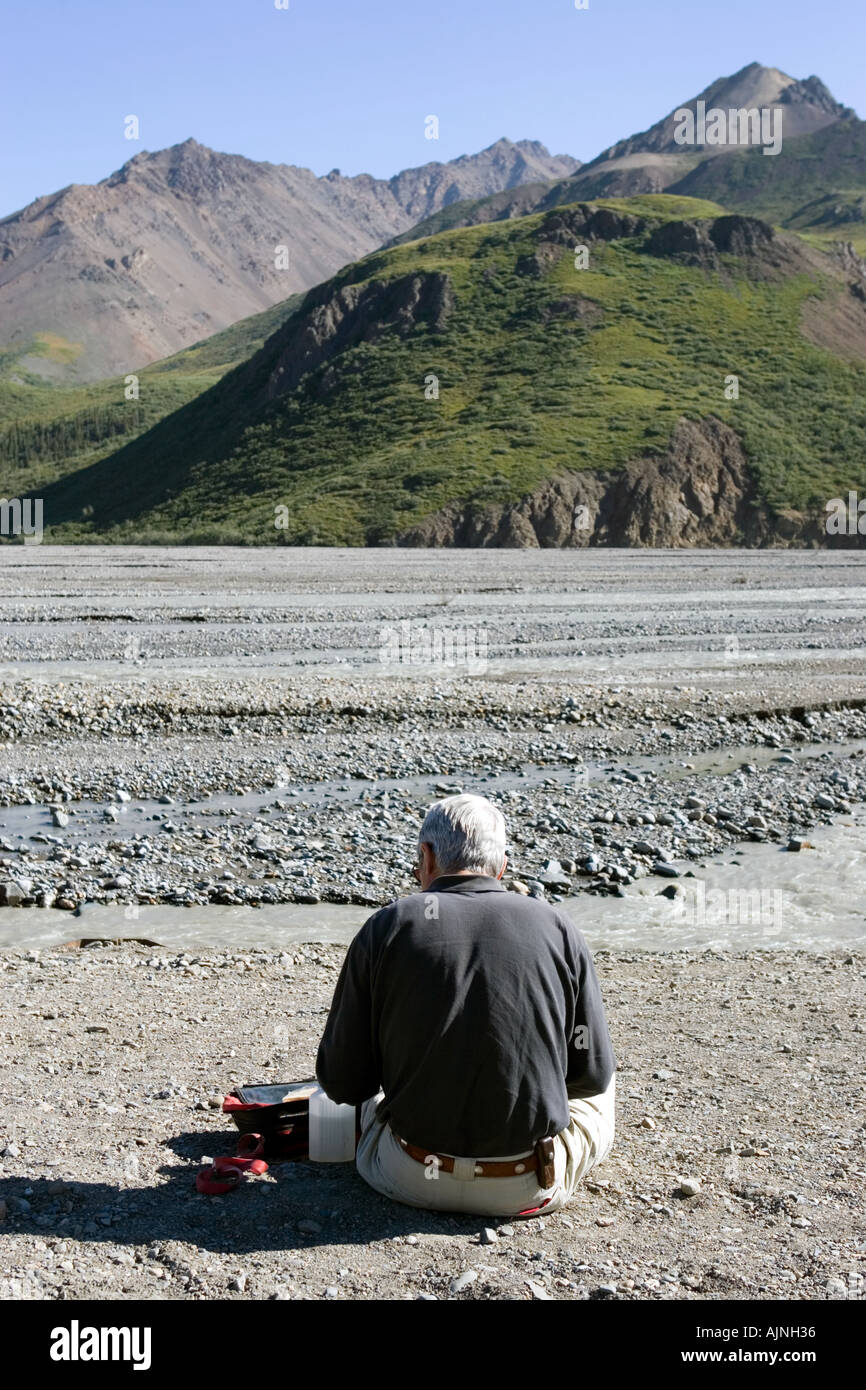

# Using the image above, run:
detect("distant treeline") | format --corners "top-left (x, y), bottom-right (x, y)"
top-left (0, 402), bottom-right (145, 468)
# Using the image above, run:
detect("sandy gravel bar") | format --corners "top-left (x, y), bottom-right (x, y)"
top-left (1, 942), bottom-right (863, 1302)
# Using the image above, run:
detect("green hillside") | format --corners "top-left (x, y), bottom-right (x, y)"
top-left (389, 120), bottom-right (866, 258)
top-left (0, 295), bottom-right (303, 495)
top-left (10, 194), bottom-right (866, 545)
top-left (670, 118), bottom-right (866, 252)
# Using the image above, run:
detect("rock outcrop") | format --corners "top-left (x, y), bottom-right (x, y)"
top-left (266, 271), bottom-right (454, 401)
top-left (397, 417), bottom-right (825, 548)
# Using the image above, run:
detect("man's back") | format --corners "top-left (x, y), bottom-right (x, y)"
top-left (316, 873), bottom-right (616, 1157)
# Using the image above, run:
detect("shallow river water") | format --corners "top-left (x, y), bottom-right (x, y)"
top-left (1, 804), bottom-right (863, 954)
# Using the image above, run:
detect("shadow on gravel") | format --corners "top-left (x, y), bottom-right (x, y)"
top-left (0, 1129), bottom-right (503, 1256)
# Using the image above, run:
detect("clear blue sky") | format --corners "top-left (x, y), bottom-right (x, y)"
top-left (1, 0), bottom-right (863, 217)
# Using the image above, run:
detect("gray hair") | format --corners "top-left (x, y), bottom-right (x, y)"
top-left (419, 794), bottom-right (506, 877)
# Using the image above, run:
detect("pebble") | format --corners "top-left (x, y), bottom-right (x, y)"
top-left (677, 1178), bottom-right (701, 1198)
top-left (480, 1227), bottom-right (498, 1245)
top-left (450, 1270), bottom-right (478, 1294)
top-left (525, 1279), bottom-right (552, 1300)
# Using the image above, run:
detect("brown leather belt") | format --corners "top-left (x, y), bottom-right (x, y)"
top-left (394, 1132), bottom-right (556, 1184)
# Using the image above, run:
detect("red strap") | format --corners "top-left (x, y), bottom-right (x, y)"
top-left (236, 1133), bottom-right (265, 1160)
top-left (195, 1165), bottom-right (242, 1195)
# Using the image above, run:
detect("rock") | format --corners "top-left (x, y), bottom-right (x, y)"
top-left (499, 1225), bottom-right (514, 1237)
top-left (115, 789), bottom-right (131, 803)
top-left (509, 880), bottom-right (530, 895)
top-left (678, 1177), bottom-right (701, 1197)
top-left (450, 1270), bottom-right (478, 1294)
top-left (654, 1069), bottom-right (675, 1080)
top-left (52, 810), bottom-right (69, 828)
top-left (640, 1117), bottom-right (656, 1130)
top-left (298, 1219), bottom-right (321, 1235)
top-left (787, 838), bottom-right (812, 852)
top-left (480, 1227), bottom-right (498, 1245)
top-left (813, 794), bottom-right (835, 810)
top-left (657, 884), bottom-right (683, 899)
top-left (0, 882), bottom-right (26, 906)
top-left (654, 862), bottom-right (681, 878)
top-left (538, 859), bottom-right (571, 889)
top-left (324, 1286), bottom-right (339, 1298)
top-left (230, 1274), bottom-right (247, 1292)
top-left (525, 1279), bottom-right (552, 1300)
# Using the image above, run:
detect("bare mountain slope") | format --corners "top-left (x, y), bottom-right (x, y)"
top-left (391, 64), bottom-right (857, 244)
top-left (0, 138), bottom-right (578, 382)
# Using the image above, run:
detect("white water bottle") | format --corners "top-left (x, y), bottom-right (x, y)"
top-left (308, 1084), bottom-right (356, 1162)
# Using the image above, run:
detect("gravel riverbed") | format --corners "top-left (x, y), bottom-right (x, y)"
top-left (1, 942), bottom-right (863, 1301)
top-left (1, 548), bottom-right (864, 1300)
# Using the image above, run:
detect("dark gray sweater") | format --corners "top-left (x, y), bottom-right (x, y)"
top-left (315, 873), bottom-right (617, 1157)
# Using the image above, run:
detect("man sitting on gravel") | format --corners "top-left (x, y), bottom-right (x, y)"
top-left (316, 793), bottom-right (616, 1218)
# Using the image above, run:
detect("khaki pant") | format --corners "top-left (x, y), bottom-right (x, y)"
top-left (355, 1074), bottom-right (615, 1219)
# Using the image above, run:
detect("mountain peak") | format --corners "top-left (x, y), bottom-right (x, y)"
top-left (584, 62), bottom-right (852, 168)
